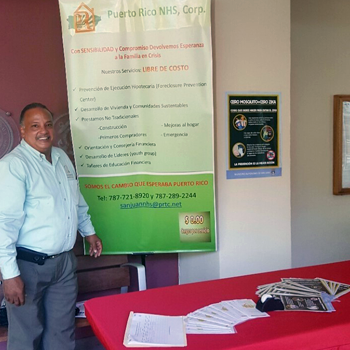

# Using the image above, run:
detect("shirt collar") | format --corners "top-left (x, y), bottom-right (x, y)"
top-left (20, 139), bottom-right (60, 164)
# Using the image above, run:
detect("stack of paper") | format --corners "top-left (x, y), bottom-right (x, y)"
top-left (123, 312), bottom-right (187, 347)
top-left (185, 299), bottom-right (269, 334)
top-left (256, 277), bottom-right (350, 312)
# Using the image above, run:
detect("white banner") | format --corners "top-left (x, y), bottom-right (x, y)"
top-left (58, 0), bottom-right (216, 254)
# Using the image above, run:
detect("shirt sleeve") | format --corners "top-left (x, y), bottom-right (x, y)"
top-left (0, 159), bottom-right (25, 279)
top-left (56, 148), bottom-right (96, 238)
top-left (77, 190), bottom-right (96, 237)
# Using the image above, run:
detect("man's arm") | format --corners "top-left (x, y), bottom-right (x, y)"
top-left (0, 159), bottom-right (26, 305)
top-left (76, 189), bottom-right (103, 258)
top-left (62, 149), bottom-right (103, 258)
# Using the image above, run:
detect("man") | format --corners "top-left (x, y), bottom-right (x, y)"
top-left (0, 103), bottom-right (102, 350)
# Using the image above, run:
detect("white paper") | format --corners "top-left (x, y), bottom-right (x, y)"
top-left (123, 312), bottom-right (187, 347)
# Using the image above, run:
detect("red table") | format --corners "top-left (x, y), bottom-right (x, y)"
top-left (85, 260), bottom-right (350, 350)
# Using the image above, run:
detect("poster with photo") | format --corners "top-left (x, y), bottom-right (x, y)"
top-left (58, 0), bottom-right (216, 254)
top-left (226, 93), bottom-right (281, 179)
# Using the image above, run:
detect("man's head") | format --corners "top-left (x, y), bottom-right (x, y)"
top-left (20, 103), bottom-right (54, 158)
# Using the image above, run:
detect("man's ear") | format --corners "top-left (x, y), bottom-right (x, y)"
top-left (20, 125), bottom-right (25, 139)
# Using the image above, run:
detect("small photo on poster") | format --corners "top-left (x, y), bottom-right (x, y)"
top-left (232, 143), bottom-right (246, 158)
top-left (233, 114), bottom-right (247, 131)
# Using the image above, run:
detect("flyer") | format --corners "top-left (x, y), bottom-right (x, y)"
top-left (226, 93), bottom-right (281, 179)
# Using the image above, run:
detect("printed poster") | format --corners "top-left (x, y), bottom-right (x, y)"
top-left (226, 93), bottom-right (282, 179)
top-left (58, 0), bottom-right (216, 253)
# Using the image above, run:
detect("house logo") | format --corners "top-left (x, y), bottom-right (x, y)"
top-left (67, 2), bottom-right (101, 33)
top-left (74, 3), bottom-right (95, 33)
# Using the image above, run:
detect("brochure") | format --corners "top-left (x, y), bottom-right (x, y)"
top-left (256, 277), bottom-right (350, 312)
top-left (185, 299), bottom-right (268, 334)
top-left (123, 312), bottom-right (187, 347)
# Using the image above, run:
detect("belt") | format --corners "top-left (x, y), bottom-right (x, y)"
top-left (47, 253), bottom-right (62, 259)
top-left (16, 247), bottom-right (63, 265)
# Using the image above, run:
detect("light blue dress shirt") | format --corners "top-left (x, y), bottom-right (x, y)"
top-left (0, 140), bottom-right (95, 279)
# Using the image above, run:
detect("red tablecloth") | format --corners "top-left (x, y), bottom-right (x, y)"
top-left (85, 260), bottom-right (350, 350)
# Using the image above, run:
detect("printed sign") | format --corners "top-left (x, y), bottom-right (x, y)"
top-left (58, 0), bottom-right (216, 254)
top-left (226, 93), bottom-right (281, 179)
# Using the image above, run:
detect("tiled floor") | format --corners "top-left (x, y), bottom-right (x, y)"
top-left (76, 336), bottom-right (106, 350)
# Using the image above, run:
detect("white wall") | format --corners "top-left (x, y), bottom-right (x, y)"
top-left (179, 0), bottom-right (291, 283)
top-left (291, 0), bottom-right (350, 267)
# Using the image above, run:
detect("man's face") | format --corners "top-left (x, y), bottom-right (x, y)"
top-left (20, 107), bottom-right (54, 156)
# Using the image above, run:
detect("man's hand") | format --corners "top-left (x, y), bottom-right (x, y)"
top-left (3, 276), bottom-right (25, 306)
top-left (85, 234), bottom-right (103, 258)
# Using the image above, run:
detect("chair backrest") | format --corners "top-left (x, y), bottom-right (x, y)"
top-left (74, 234), bottom-right (130, 294)
top-left (76, 255), bottom-right (130, 293)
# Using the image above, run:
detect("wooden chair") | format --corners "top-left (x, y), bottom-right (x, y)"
top-left (74, 234), bottom-right (147, 330)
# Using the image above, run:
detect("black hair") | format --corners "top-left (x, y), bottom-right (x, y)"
top-left (20, 103), bottom-right (53, 126)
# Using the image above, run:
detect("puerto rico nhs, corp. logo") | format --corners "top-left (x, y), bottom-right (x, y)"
top-left (68, 3), bottom-right (101, 33)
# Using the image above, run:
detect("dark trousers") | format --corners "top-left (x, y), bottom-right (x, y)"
top-left (6, 250), bottom-right (78, 350)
